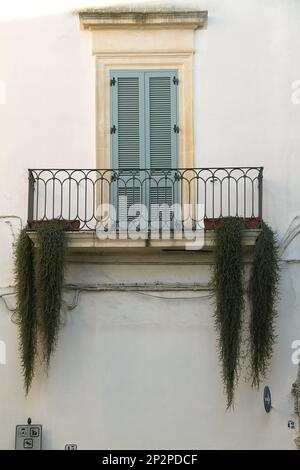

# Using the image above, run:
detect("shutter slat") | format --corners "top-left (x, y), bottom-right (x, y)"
top-left (150, 187), bottom-right (173, 206)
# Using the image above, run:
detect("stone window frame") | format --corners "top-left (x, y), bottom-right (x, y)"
top-left (79, 9), bottom-right (208, 169)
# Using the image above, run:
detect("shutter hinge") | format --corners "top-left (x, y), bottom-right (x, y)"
top-left (110, 77), bottom-right (116, 86)
top-left (110, 125), bottom-right (117, 134)
top-left (173, 124), bottom-right (180, 134)
top-left (173, 76), bottom-right (179, 85)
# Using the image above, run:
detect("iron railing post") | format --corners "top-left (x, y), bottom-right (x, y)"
top-left (27, 170), bottom-right (35, 224)
top-left (258, 167), bottom-right (263, 221)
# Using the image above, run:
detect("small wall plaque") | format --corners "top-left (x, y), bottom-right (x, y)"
top-left (65, 444), bottom-right (77, 450)
top-left (15, 419), bottom-right (42, 450)
top-left (263, 386), bottom-right (272, 413)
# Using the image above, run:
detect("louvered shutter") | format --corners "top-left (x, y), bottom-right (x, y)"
top-left (145, 71), bottom-right (179, 225)
top-left (110, 71), bottom-right (145, 225)
top-left (110, 70), bottom-right (178, 230)
top-left (145, 71), bottom-right (178, 170)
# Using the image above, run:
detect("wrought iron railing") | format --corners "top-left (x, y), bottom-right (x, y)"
top-left (27, 167), bottom-right (263, 232)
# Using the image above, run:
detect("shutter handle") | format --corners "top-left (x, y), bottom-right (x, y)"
top-left (110, 125), bottom-right (117, 134)
top-left (173, 124), bottom-right (179, 134)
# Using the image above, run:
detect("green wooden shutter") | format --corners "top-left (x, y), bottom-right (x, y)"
top-left (145, 71), bottom-right (178, 170)
top-left (110, 71), bottom-right (145, 224)
top-left (111, 71), bottom-right (145, 170)
top-left (145, 71), bottom-right (179, 218)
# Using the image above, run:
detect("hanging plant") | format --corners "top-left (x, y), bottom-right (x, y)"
top-left (15, 228), bottom-right (37, 394)
top-left (35, 221), bottom-right (66, 366)
top-left (15, 221), bottom-right (66, 393)
top-left (249, 221), bottom-right (279, 388)
top-left (212, 217), bottom-right (244, 408)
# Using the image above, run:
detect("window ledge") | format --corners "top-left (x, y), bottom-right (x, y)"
top-left (78, 9), bottom-right (208, 30)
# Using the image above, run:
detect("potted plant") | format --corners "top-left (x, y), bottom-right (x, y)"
top-left (204, 217), bottom-right (260, 230)
top-left (28, 219), bottom-right (80, 231)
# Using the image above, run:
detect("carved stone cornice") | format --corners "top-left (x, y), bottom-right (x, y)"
top-left (78, 9), bottom-right (208, 30)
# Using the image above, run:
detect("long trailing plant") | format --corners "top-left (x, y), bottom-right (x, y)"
top-left (15, 227), bottom-right (37, 394)
top-left (35, 221), bottom-right (66, 366)
top-left (15, 221), bottom-right (66, 392)
top-left (212, 217), bottom-right (244, 409)
top-left (249, 221), bottom-right (279, 388)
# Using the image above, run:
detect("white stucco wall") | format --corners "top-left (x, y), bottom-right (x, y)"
top-left (0, 0), bottom-right (300, 449)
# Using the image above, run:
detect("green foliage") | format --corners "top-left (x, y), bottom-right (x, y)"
top-left (35, 222), bottom-right (66, 366)
top-left (15, 228), bottom-right (37, 394)
top-left (212, 218), bottom-right (244, 408)
top-left (249, 221), bottom-right (279, 388)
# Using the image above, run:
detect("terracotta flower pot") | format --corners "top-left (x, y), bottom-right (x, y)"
top-left (28, 219), bottom-right (80, 231)
top-left (204, 217), bottom-right (260, 230)
top-left (244, 217), bottom-right (261, 229)
top-left (203, 218), bottom-right (223, 230)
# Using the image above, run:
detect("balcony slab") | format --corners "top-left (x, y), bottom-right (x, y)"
top-left (27, 229), bottom-right (261, 264)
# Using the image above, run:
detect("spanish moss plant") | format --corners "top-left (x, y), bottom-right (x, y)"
top-left (35, 222), bottom-right (66, 367)
top-left (249, 221), bottom-right (279, 388)
top-left (15, 228), bottom-right (37, 394)
top-left (212, 218), bottom-right (244, 409)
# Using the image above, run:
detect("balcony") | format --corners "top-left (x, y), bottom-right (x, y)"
top-left (27, 167), bottom-right (263, 253)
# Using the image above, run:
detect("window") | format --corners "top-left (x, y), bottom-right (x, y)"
top-left (110, 70), bottom-right (179, 221)
top-left (110, 70), bottom-right (178, 170)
